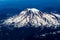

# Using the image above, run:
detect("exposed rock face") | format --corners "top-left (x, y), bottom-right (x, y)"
top-left (3, 8), bottom-right (60, 28)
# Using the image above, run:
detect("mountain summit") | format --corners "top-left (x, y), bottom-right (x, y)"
top-left (3, 8), bottom-right (60, 28)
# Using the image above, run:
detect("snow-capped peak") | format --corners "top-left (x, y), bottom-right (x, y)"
top-left (3, 8), bottom-right (60, 28)
top-left (27, 8), bottom-right (39, 13)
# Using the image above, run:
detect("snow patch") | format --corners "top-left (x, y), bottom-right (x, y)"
top-left (3, 8), bottom-right (60, 28)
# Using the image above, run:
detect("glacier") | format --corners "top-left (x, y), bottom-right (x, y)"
top-left (2, 8), bottom-right (60, 28)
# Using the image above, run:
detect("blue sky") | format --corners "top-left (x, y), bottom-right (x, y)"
top-left (0, 0), bottom-right (60, 9)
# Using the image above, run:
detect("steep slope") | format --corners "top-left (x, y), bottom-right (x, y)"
top-left (3, 8), bottom-right (60, 28)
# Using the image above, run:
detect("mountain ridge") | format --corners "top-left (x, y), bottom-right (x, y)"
top-left (3, 8), bottom-right (60, 28)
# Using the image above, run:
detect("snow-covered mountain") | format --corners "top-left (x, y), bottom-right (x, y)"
top-left (3, 8), bottom-right (60, 28)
